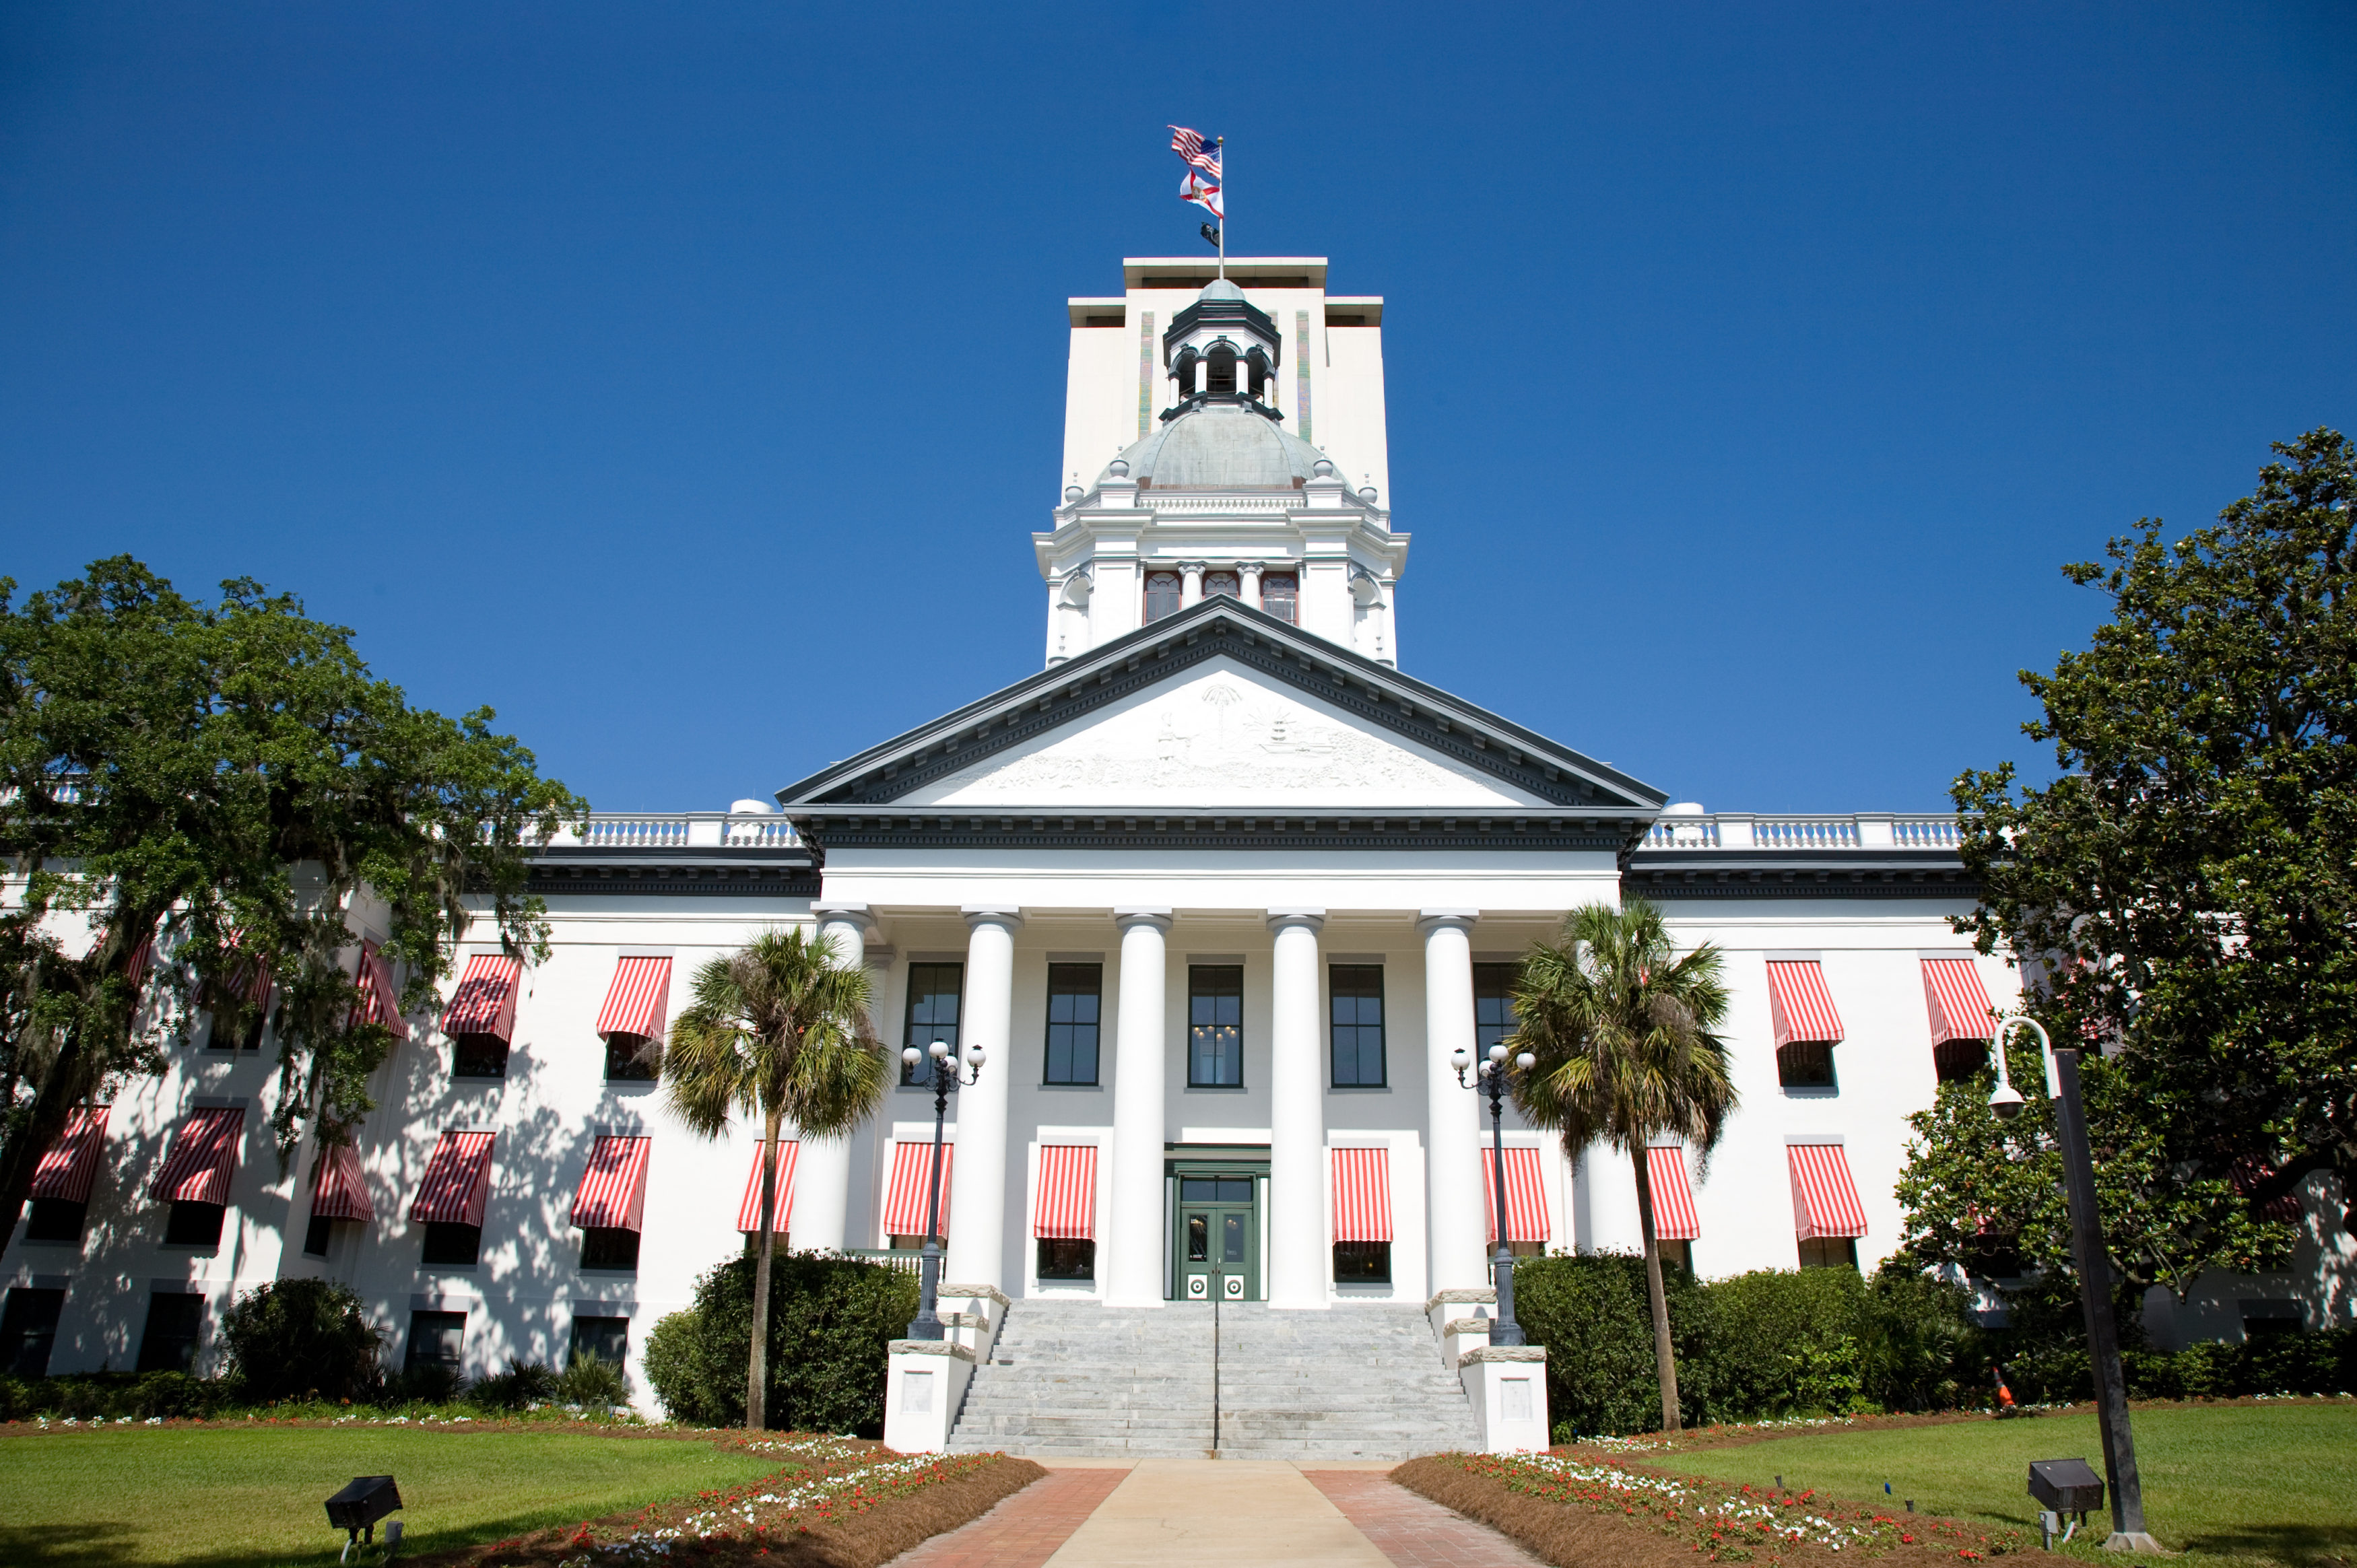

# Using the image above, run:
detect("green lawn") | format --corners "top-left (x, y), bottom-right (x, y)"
top-left (1659, 1403), bottom-right (2357, 1568)
top-left (0, 1425), bottom-right (783, 1565)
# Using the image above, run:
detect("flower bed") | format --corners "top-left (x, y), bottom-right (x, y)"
top-left (1394, 1452), bottom-right (2028, 1568)
top-left (409, 1435), bottom-right (1044, 1567)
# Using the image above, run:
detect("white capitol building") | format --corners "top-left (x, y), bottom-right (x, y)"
top-left (9, 253), bottom-right (2337, 1454)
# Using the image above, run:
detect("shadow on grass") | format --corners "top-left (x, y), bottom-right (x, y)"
top-left (2176, 1522), bottom-right (2357, 1567)
top-left (0, 1509), bottom-right (635, 1567)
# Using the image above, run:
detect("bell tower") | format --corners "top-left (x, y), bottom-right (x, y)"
top-left (1036, 258), bottom-right (1406, 670)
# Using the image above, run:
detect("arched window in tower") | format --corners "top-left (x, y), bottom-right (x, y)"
top-left (1205, 345), bottom-right (1237, 395)
top-left (1203, 571), bottom-right (1238, 601)
top-left (1261, 574), bottom-right (1298, 625)
top-left (1144, 572), bottom-right (1182, 623)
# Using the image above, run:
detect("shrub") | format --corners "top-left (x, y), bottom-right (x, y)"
top-left (1859, 1268), bottom-right (1987, 1411)
top-left (219, 1278), bottom-right (383, 1404)
top-left (381, 1361), bottom-right (467, 1406)
top-left (1708, 1266), bottom-right (1870, 1417)
top-left (1515, 1252), bottom-right (1714, 1436)
top-left (643, 1251), bottom-right (918, 1433)
top-left (468, 1359), bottom-right (560, 1412)
top-left (556, 1351), bottom-right (632, 1408)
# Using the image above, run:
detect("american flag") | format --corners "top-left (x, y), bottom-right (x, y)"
top-left (1170, 125), bottom-right (1221, 180)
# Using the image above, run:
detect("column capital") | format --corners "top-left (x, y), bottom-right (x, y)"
top-left (1416, 910), bottom-right (1481, 936)
top-left (960, 906), bottom-right (1025, 931)
top-left (861, 943), bottom-right (898, 968)
top-left (1265, 908), bottom-right (1327, 934)
top-left (1113, 908), bottom-right (1174, 933)
top-left (812, 902), bottom-right (878, 934)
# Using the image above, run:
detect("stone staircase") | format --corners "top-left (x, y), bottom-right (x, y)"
top-left (944, 1299), bottom-right (1479, 1460)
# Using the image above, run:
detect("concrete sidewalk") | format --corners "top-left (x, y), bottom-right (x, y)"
top-left (1040, 1460), bottom-right (1393, 1567)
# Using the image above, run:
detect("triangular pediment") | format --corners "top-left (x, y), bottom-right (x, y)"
top-left (778, 597), bottom-right (1663, 818)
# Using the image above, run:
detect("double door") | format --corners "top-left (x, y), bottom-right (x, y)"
top-left (1175, 1173), bottom-right (1259, 1301)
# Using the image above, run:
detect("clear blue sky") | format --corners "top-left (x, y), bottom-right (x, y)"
top-left (4, 4), bottom-right (2350, 814)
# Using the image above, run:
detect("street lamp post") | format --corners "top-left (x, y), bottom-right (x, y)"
top-left (1988, 1017), bottom-right (2161, 1553)
top-left (1453, 1039), bottom-right (1539, 1347)
top-left (902, 1037), bottom-right (985, 1342)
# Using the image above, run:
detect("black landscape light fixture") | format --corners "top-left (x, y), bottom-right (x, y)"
top-left (325, 1474), bottom-right (403, 1560)
top-left (1453, 1039), bottom-right (1539, 1346)
top-left (902, 1037), bottom-right (984, 1340)
top-left (2028, 1458), bottom-right (2106, 1548)
top-left (1987, 1017), bottom-right (2161, 1552)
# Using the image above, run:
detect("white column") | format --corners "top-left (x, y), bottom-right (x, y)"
top-left (1108, 910), bottom-right (1172, 1306)
top-left (1179, 561), bottom-right (1205, 607)
top-left (1267, 909), bottom-right (1327, 1309)
top-left (1420, 912), bottom-right (1488, 1294)
top-left (1581, 1138), bottom-right (1642, 1254)
top-left (799, 905), bottom-right (875, 1253)
top-left (944, 908), bottom-right (1020, 1292)
top-left (1238, 563), bottom-right (1264, 610)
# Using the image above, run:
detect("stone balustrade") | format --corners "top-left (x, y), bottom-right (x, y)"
top-left (547, 812), bottom-right (801, 849)
top-left (1641, 812), bottom-right (1964, 851)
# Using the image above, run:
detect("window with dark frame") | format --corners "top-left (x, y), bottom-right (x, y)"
top-left (1043, 964), bottom-right (1102, 1085)
top-left (1, 1287), bottom-right (65, 1379)
top-left (421, 1221), bottom-right (482, 1267)
top-left (901, 963), bottom-right (964, 1085)
top-left (1933, 1039), bottom-right (1990, 1083)
top-left (1036, 1237), bottom-right (1096, 1281)
top-left (452, 1034), bottom-right (510, 1079)
top-left (163, 1200), bottom-right (226, 1248)
top-left (1261, 574), bottom-right (1298, 624)
top-left (1797, 1236), bottom-right (1859, 1270)
top-left (1329, 965), bottom-right (1386, 1087)
top-left (1144, 572), bottom-right (1182, 623)
top-left (303, 1215), bottom-right (335, 1257)
top-left (405, 1309), bottom-right (467, 1373)
top-left (1332, 1241), bottom-right (1391, 1283)
top-left (580, 1227), bottom-right (641, 1271)
top-left (1188, 966), bottom-right (1244, 1087)
top-left (24, 1196), bottom-right (86, 1243)
top-left (135, 1291), bottom-right (203, 1373)
top-left (604, 1032), bottom-right (660, 1082)
top-left (1473, 964), bottom-right (1519, 1052)
top-left (571, 1315), bottom-right (629, 1366)
top-left (1777, 1039), bottom-right (1838, 1089)
top-left (1657, 1239), bottom-right (1694, 1274)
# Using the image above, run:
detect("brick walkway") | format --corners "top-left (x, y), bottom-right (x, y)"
top-left (1302, 1469), bottom-right (1549, 1568)
top-left (892, 1465), bottom-right (1133, 1568)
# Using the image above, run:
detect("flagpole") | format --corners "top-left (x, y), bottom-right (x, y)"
top-left (1217, 137), bottom-right (1226, 279)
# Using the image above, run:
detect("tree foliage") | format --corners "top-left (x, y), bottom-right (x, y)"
top-left (1949, 426), bottom-right (2354, 1257)
top-left (642, 1251), bottom-right (918, 1435)
top-left (0, 557), bottom-right (583, 1256)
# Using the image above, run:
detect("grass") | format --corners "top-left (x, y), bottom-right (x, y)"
top-left (1652, 1402), bottom-right (2357, 1568)
top-left (0, 1425), bottom-right (783, 1566)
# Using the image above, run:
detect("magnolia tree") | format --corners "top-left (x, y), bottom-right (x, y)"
top-left (0, 558), bottom-right (585, 1260)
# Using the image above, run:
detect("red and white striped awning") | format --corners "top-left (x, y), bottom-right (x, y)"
top-left (218, 927), bottom-right (273, 1010)
top-left (1647, 1145), bottom-right (1701, 1242)
top-left (570, 1135), bottom-right (652, 1231)
top-left (1789, 1142), bottom-right (1869, 1239)
top-left (352, 941), bottom-right (409, 1042)
top-left (309, 1140), bottom-right (375, 1223)
top-left (1922, 958), bottom-right (1996, 1046)
top-left (1765, 960), bottom-right (1845, 1047)
top-left (409, 1131), bottom-right (496, 1226)
top-left (1481, 1146), bottom-right (1550, 1244)
top-left (1331, 1147), bottom-right (1392, 1243)
top-left (150, 1106), bottom-right (243, 1204)
top-left (1034, 1145), bottom-right (1097, 1239)
top-left (736, 1139), bottom-right (801, 1233)
top-left (125, 934), bottom-right (154, 990)
top-left (441, 954), bottom-right (522, 1042)
top-left (31, 1105), bottom-right (110, 1205)
top-left (882, 1140), bottom-right (952, 1239)
top-left (596, 957), bottom-right (672, 1039)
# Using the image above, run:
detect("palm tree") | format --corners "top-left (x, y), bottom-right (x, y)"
top-left (1509, 899), bottom-right (1734, 1433)
top-left (663, 927), bottom-right (886, 1429)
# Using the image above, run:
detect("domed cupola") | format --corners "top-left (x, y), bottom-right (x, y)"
top-left (1162, 277), bottom-right (1283, 422)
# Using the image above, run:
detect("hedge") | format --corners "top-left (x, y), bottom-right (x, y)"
top-left (642, 1251), bottom-right (919, 1433)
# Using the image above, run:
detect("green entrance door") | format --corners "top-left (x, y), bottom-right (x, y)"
top-left (1176, 1175), bottom-right (1259, 1301)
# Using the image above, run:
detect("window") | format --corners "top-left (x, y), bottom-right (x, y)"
top-left (452, 1034), bottom-right (509, 1079)
top-left (1043, 963), bottom-right (1102, 1085)
top-left (902, 963), bottom-right (964, 1085)
top-left (1189, 966), bottom-right (1244, 1087)
top-left (1657, 1239), bottom-right (1694, 1274)
top-left (1144, 572), bottom-right (1182, 623)
top-left (572, 1315), bottom-right (630, 1366)
top-left (580, 1227), bottom-right (641, 1271)
top-left (605, 1033), bottom-right (659, 1082)
top-left (1203, 571), bottom-right (1238, 599)
top-left (1329, 965), bottom-right (1386, 1086)
top-left (1798, 1236), bottom-right (1859, 1270)
top-left (1778, 1040), bottom-right (1838, 1089)
top-left (303, 1215), bottom-right (335, 1258)
top-left (136, 1292), bottom-right (204, 1373)
top-left (1933, 1039), bottom-right (1989, 1083)
top-left (1, 1287), bottom-right (65, 1378)
top-left (1473, 964), bottom-right (1519, 1053)
top-left (1965, 1231), bottom-right (2023, 1280)
top-left (421, 1221), bottom-right (482, 1267)
top-left (1333, 1241), bottom-right (1392, 1283)
top-left (1261, 574), bottom-right (1298, 624)
top-left (163, 1200), bottom-right (226, 1248)
top-left (405, 1309), bottom-right (466, 1373)
top-left (211, 1011), bottom-right (265, 1051)
top-left (1036, 1237), bottom-right (1095, 1281)
top-left (24, 1196), bottom-right (86, 1243)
